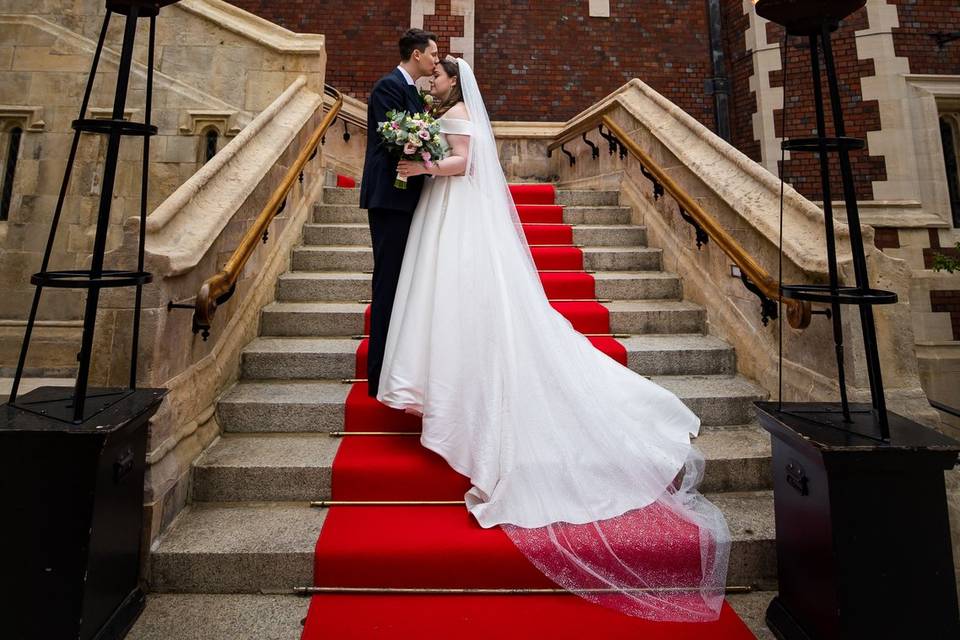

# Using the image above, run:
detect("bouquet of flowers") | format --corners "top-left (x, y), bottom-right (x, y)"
top-left (377, 109), bottom-right (448, 189)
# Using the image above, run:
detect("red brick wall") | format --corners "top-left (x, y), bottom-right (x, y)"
top-left (225, 2), bottom-right (719, 125)
top-left (473, 1), bottom-right (715, 124)
top-left (767, 9), bottom-right (886, 201)
top-left (226, 1), bottom-right (413, 100)
top-left (222, 1), bottom-right (957, 199)
top-left (930, 290), bottom-right (960, 341)
top-left (423, 0), bottom-right (465, 59)
top-left (721, 0), bottom-right (761, 163)
top-left (891, 0), bottom-right (960, 76)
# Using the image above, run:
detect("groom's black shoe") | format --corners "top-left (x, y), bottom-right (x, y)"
top-left (366, 207), bottom-right (413, 399)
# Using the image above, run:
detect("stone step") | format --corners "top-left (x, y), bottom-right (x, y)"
top-left (583, 246), bottom-right (661, 271)
top-left (276, 272), bottom-right (372, 302)
top-left (556, 189), bottom-right (620, 206)
top-left (320, 187), bottom-right (621, 208)
top-left (605, 299), bottom-right (706, 334)
top-left (126, 592), bottom-right (775, 640)
top-left (217, 380), bottom-right (351, 434)
top-left (149, 502), bottom-right (322, 593)
top-left (322, 186), bottom-right (360, 205)
top-left (313, 203), bottom-right (633, 226)
top-left (593, 271), bottom-right (682, 300)
top-left (216, 374), bottom-right (765, 434)
top-left (192, 434), bottom-right (337, 502)
top-left (574, 224), bottom-right (646, 247)
top-left (127, 594), bottom-right (309, 640)
top-left (276, 270), bottom-right (682, 303)
top-left (149, 491), bottom-right (776, 593)
top-left (303, 223), bottom-right (371, 246)
top-left (190, 425), bottom-right (771, 503)
top-left (302, 222), bottom-right (647, 247)
top-left (291, 245), bottom-right (661, 274)
top-left (240, 334), bottom-right (735, 381)
top-left (259, 299), bottom-right (704, 337)
top-left (649, 375), bottom-right (768, 427)
top-left (291, 246), bottom-right (371, 272)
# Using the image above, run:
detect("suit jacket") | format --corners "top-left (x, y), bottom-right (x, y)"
top-left (359, 68), bottom-right (426, 212)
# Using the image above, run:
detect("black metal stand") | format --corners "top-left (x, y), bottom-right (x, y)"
top-left (1, 389), bottom-right (166, 640)
top-left (752, 2), bottom-right (960, 637)
top-left (758, 402), bottom-right (960, 639)
top-left (6, 0), bottom-right (179, 425)
top-left (1, 2), bottom-right (178, 638)
top-left (773, 12), bottom-right (897, 438)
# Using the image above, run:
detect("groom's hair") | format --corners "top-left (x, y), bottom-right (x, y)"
top-left (399, 28), bottom-right (437, 61)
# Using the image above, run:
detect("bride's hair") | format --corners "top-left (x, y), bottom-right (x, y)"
top-left (433, 58), bottom-right (464, 118)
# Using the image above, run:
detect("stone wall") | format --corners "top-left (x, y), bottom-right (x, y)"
top-left (216, 2), bottom-right (958, 204)
top-left (224, 1), bottom-right (717, 125)
top-left (552, 79), bottom-right (941, 432)
top-left (767, 9), bottom-right (886, 202)
top-left (0, 0), bottom-right (324, 373)
top-left (0, 0), bottom-right (337, 550)
top-left (720, 0), bottom-right (760, 164)
top-left (891, 0), bottom-right (960, 77)
top-left (227, 0), bottom-right (412, 100)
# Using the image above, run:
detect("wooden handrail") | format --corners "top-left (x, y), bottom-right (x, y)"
top-left (551, 109), bottom-right (810, 330)
top-left (191, 84), bottom-right (344, 339)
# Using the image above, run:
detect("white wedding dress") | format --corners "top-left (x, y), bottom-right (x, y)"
top-left (377, 59), bottom-right (730, 622)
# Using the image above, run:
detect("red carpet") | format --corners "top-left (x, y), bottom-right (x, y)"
top-left (301, 184), bottom-right (754, 639)
top-left (510, 183), bottom-right (556, 204)
top-left (516, 204), bottom-right (564, 223)
top-left (302, 595), bottom-right (750, 640)
top-left (539, 271), bottom-right (596, 299)
top-left (523, 223), bottom-right (573, 244)
top-left (530, 246), bottom-right (584, 270)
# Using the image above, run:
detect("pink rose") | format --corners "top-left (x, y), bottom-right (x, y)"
top-left (420, 151), bottom-right (432, 161)
top-left (403, 142), bottom-right (417, 155)
top-left (418, 128), bottom-right (431, 140)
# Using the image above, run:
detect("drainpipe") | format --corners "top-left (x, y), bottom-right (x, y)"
top-left (705, 0), bottom-right (731, 141)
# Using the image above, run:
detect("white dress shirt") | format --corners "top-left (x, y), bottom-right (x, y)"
top-left (396, 65), bottom-right (416, 86)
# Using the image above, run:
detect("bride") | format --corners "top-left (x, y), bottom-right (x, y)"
top-left (382, 56), bottom-right (731, 622)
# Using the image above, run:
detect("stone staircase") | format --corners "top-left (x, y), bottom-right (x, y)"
top-left (149, 185), bottom-right (778, 596)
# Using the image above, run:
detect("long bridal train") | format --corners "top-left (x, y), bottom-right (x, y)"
top-left (376, 58), bottom-right (731, 621)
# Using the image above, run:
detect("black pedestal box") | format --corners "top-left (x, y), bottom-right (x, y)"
top-left (756, 402), bottom-right (960, 639)
top-left (1, 387), bottom-right (166, 640)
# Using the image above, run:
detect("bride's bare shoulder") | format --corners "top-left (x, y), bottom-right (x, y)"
top-left (445, 102), bottom-right (470, 121)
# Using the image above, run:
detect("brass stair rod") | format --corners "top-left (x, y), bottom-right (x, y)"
top-left (289, 585), bottom-right (753, 595)
top-left (362, 270), bottom-right (597, 274)
top-left (328, 431), bottom-right (420, 437)
top-left (358, 298), bottom-right (612, 304)
top-left (351, 333), bottom-right (630, 339)
top-left (311, 500), bottom-right (465, 507)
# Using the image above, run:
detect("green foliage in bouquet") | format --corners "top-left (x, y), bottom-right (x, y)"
top-left (377, 110), bottom-right (449, 189)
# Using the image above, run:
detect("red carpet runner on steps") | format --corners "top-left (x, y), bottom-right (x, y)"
top-left (301, 183), bottom-right (754, 639)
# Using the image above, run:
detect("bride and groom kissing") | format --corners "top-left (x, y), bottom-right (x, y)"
top-left (358, 28), bottom-right (732, 622)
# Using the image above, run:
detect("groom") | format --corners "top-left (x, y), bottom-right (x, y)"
top-left (360, 28), bottom-right (439, 398)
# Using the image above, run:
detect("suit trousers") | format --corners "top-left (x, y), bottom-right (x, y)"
top-left (366, 207), bottom-right (414, 397)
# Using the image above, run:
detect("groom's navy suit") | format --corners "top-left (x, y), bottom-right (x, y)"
top-left (360, 68), bottom-right (426, 397)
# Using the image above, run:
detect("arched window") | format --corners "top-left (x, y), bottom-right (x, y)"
top-left (0, 126), bottom-right (22, 221)
top-left (204, 128), bottom-right (219, 164)
top-left (941, 115), bottom-right (960, 229)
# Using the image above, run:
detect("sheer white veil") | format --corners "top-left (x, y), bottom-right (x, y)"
top-left (455, 58), bottom-right (541, 281)
top-left (451, 57), bottom-right (731, 622)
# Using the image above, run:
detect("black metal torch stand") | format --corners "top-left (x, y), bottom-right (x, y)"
top-left (0, 2), bottom-right (177, 638)
top-left (752, 1), bottom-right (960, 638)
